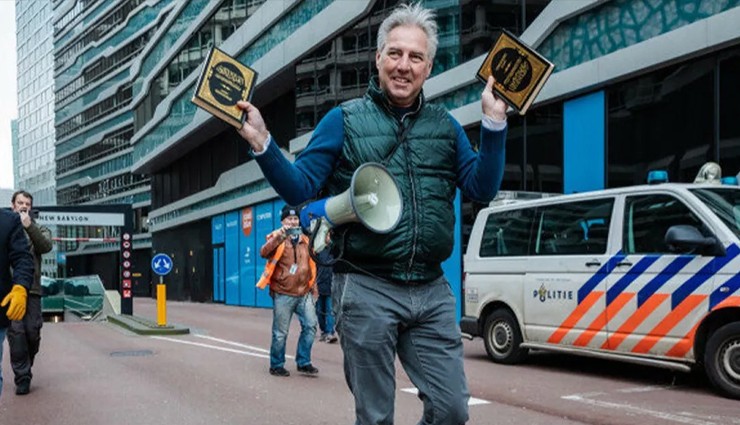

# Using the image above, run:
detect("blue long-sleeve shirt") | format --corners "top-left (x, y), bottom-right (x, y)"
top-left (254, 107), bottom-right (506, 206)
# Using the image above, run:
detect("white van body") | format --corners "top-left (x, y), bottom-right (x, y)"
top-left (461, 183), bottom-right (740, 399)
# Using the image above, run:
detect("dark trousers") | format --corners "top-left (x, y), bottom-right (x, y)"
top-left (333, 273), bottom-right (469, 425)
top-left (7, 295), bottom-right (42, 385)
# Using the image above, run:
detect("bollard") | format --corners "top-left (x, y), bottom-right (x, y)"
top-left (157, 277), bottom-right (167, 327)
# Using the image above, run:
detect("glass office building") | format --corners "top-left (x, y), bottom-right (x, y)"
top-left (52, 0), bottom-right (740, 306)
top-left (16, 0), bottom-right (56, 207)
top-left (16, 0), bottom-right (58, 277)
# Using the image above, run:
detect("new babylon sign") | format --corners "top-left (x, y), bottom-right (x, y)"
top-left (36, 212), bottom-right (125, 227)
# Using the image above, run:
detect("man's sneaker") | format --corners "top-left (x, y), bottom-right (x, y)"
top-left (318, 333), bottom-right (328, 342)
top-left (326, 333), bottom-right (338, 343)
top-left (16, 378), bottom-right (30, 395)
top-left (297, 364), bottom-right (319, 375)
top-left (269, 367), bottom-right (290, 377)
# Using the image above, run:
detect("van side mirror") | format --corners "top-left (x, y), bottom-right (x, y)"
top-left (665, 225), bottom-right (726, 256)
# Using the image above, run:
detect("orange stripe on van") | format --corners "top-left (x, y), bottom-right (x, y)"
top-left (665, 321), bottom-right (700, 358)
top-left (601, 293), bottom-right (669, 350)
top-left (574, 293), bottom-right (634, 347)
top-left (548, 291), bottom-right (603, 345)
top-left (711, 295), bottom-right (740, 311)
top-left (631, 294), bottom-right (706, 354)
top-left (666, 296), bottom-right (740, 358)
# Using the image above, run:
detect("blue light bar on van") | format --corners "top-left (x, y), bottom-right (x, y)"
top-left (721, 176), bottom-right (738, 185)
top-left (647, 170), bottom-right (669, 184)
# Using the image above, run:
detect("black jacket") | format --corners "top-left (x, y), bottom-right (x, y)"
top-left (0, 210), bottom-right (34, 328)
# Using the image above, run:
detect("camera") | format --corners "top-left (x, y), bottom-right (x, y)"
top-left (285, 227), bottom-right (302, 237)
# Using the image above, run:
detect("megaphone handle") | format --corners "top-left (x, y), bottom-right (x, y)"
top-left (313, 218), bottom-right (331, 254)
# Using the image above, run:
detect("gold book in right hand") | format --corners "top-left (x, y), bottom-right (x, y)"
top-left (476, 29), bottom-right (555, 115)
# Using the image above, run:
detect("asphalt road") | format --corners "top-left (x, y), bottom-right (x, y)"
top-left (1, 298), bottom-right (737, 425)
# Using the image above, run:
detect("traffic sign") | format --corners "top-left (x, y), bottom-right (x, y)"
top-left (151, 253), bottom-right (173, 276)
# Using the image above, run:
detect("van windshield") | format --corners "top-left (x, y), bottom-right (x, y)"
top-left (690, 187), bottom-right (740, 239)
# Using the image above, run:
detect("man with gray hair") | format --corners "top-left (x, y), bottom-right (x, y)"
top-left (237, 2), bottom-right (508, 423)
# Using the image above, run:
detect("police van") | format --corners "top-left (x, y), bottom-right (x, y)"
top-left (461, 169), bottom-right (740, 399)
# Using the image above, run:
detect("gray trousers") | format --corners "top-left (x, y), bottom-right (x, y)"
top-left (7, 294), bottom-right (42, 385)
top-left (333, 273), bottom-right (469, 425)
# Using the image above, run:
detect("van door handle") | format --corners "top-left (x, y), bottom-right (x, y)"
top-left (585, 261), bottom-right (601, 267)
top-left (616, 261), bottom-right (633, 267)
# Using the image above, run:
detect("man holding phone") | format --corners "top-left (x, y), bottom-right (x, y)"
top-left (257, 205), bottom-right (318, 377)
top-left (8, 190), bottom-right (52, 395)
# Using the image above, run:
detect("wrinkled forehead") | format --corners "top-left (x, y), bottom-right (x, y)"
top-left (380, 25), bottom-right (430, 56)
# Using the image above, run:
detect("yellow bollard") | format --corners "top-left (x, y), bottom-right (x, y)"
top-left (157, 282), bottom-right (167, 326)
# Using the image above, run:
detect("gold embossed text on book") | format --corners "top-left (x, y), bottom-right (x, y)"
top-left (477, 30), bottom-right (554, 115)
top-left (192, 47), bottom-right (258, 128)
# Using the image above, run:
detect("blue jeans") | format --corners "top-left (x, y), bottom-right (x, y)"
top-left (270, 293), bottom-right (317, 369)
top-left (316, 294), bottom-right (335, 335)
top-left (333, 273), bottom-right (469, 425)
top-left (0, 326), bottom-right (6, 398)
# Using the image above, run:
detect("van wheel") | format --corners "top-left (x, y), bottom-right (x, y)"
top-left (704, 322), bottom-right (740, 399)
top-left (483, 309), bottom-right (528, 364)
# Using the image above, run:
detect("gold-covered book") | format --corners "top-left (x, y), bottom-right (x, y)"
top-left (476, 29), bottom-right (554, 115)
top-left (191, 47), bottom-right (258, 128)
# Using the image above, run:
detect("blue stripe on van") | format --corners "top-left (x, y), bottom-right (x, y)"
top-left (709, 272), bottom-right (740, 309)
top-left (637, 255), bottom-right (693, 308)
top-left (578, 252), bottom-right (626, 303)
top-left (672, 244), bottom-right (740, 310)
top-left (606, 256), bottom-right (660, 305)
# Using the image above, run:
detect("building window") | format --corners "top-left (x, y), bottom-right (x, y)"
top-left (719, 50), bottom-right (740, 178)
top-left (608, 55), bottom-right (715, 186)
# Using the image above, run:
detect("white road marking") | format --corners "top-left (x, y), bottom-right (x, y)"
top-left (151, 335), bottom-right (292, 360)
top-left (678, 412), bottom-right (740, 425)
top-left (193, 334), bottom-right (271, 354)
top-left (400, 388), bottom-right (491, 406)
top-left (562, 393), bottom-right (718, 425)
top-left (617, 385), bottom-right (673, 394)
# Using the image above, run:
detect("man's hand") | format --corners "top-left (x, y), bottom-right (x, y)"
top-left (482, 76), bottom-right (508, 122)
top-left (236, 101), bottom-right (270, 152)
top-left (18, 210), bottom-right (32, 229)
top-left (1, 285), bottom-right (27, 321)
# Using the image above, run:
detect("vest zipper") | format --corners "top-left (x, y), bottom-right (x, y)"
top-left (398, 114), bottom-right (420, 284)
top-left (386, 96), bottom-right (423, 283)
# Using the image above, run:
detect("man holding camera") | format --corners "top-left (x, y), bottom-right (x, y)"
top-left (7, 190), bottom-right (53, 395)
top-left (257, 205), bottom-right (318, 377)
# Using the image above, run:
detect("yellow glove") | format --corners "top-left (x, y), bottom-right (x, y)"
top-left (1, 285), bottom-right (27, 321)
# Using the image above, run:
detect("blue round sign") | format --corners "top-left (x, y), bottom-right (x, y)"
top-left (151, 253), bottom-right (173, 276)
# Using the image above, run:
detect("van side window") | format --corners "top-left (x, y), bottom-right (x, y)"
top-left (533, 198), bottom-right (614, 255)
top-left (623, 194), bottom-right (710, 254)
top-left (479, 209), bottom-right (534, 257)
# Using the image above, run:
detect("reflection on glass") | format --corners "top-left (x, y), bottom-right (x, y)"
top-left (41, 275), bottom-right (107, 321)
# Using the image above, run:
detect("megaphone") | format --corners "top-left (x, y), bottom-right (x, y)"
top-left (300, 162), bottom-right (403, 253)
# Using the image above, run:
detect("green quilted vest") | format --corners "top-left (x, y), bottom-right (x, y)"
top-left (325, 77), bottom-right (458, 283)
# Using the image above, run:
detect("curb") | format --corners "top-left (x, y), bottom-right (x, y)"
top-left (107, 314), bottom-right (190, 335)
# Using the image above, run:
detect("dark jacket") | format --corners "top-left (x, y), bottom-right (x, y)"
top-left (0, 210), bottom-right (34, 328)
top-left (324, 78), bottom-right (458, 283)
top-left (259, 230), bottom-right (314, 297)
top-left (315, 250), bottom-right (333, 296)
top-left (24, 221), bottom-right (53, 296)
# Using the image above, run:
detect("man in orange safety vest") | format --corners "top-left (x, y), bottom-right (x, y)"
top-left (257, 205), bottom-right (318, 377)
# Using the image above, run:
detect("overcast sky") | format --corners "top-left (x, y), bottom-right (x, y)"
top-left (0, 1), bottom-right (17, 190)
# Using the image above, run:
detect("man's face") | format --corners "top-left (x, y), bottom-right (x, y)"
top-left (12, 194), bottom-right (32, 214)
top-left (282, 215), bottom-right (299, 228)
top-left (376, 24), bottom-right (432, 108)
